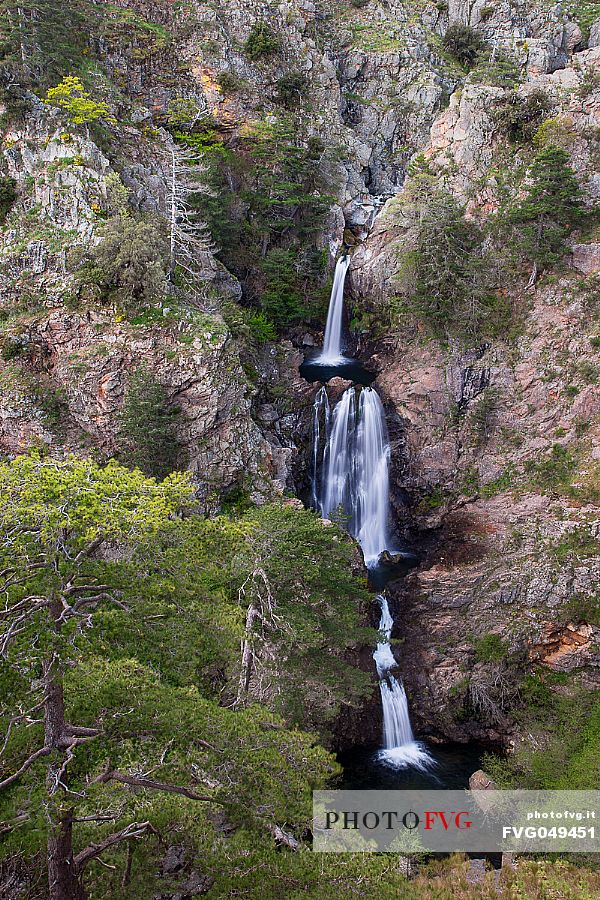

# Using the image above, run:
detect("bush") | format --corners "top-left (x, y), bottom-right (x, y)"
top-left (494, 89), bottom-right (552, 143)
top-left (166, 96), bottom-right (204, 130)
top-left (248, 312), bottom-right (276, 343)
top-left (78, 214), bottom-right (169, 311)
top-left (275, 72), bottom-right (308, 108)
top-left (217, 71), bottom-right (244, 93)
top-left (442, 24), bottom-right (485, 69)
top-left (557, 592), bottom-right (600, 627)
top-left (0, 175), bottom-right (17, 223)
top-left (119, 365), bottom-right (182, 479)
top-left (259, 249), bottom-right (304, 328)
top-left (244, 23), bottom-right (281, 61)
top-left (473, 633), bottom-right (507, 662)
top-left (44, 75), bottom-right (115, 126)
top-left (469, 51), bottom-right (521, 88)
top-left (525, 443), bottom-right (577, 491)
top-left (0, 334), bottom-right (25, 360)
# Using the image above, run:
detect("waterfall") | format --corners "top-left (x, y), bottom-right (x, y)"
top-left (373, 595), bottom-right (433, 770)
top-left (311, 387), bottom-right (330, 510)
top-left (310, 254), bottom-right (431, 771)
top-left (354, 388), bottom-right (391, 565)
top-left (320, 387), bottom-right (356, 526)
top-left (317, 255), bottom-right (350, 364)
top-left (318, 386), bottom-right (391, 566)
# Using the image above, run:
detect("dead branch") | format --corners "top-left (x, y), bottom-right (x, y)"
top-left (90, 770), bottom-right (216, 803)
top-left (73, 821), bottom-right (157, 873)
top-left (0, 745), bottom-right (51, 791)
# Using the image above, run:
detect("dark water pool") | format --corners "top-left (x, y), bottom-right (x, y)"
top-left (367, 552), bottom-right (420, 590)
top-left (299, 354), bottom-right (376, 386)
top-left (338, 742), bottom-right (484, 791)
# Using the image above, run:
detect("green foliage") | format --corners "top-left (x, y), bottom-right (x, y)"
top-left (503, 146), bottom-right (587, 273)
top-left (275, 72), bottom-right (308, 107)
top-left (416, 485), bottom-right (446, 513)
top-left (217, 71), bottom-right (244, 93)
top-left (479, 466), bottom-right (517, 498)
top-left (472, 633), bottom-right (507, 662)
top-left (494, 89), bottom-right (552, 143)
top-left (525, 442), bottom-right (577, 492)
top-left (244, 22), bottom-right (281, 61)
top-left (483, 678), bottom-right (600, 790)
top-left (44, 75), bottom-right (115, 126)
top-left (119, 366), bottom-right (182, 480)
top-left (166, 96), bottom-right (204, 130)
top-left (0, 457), bottom-right (376, 895)
top-left (77, 214), bottom-right (169, 311)
top-left (184, 119), bottom-right (333, 331)
top-left (0, 1), bottom-right (93, 103)
top-left (248, 312), bottom-right (276, 343)
top-left (469, 51), bottom-right (521, 89)
top-left (234, 503), bottom-right (374, 730)
top-left (394, 180), bottom-right (509, 341)
top-left (0, 333), bottom-right (24, 360)
top-left (557, 592), bottom-right (600, 627)
top-left (442, 24), bottom-right (485, 70)
top-left (550, 527), bottom-right (600, 563)
top-left (259, 248), bottom-right (304, 326)
top-left (0, 175), bottom-right (17, 223)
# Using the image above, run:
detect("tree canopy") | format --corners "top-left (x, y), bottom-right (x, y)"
top-left (0, 456), bottom-right (374, 898)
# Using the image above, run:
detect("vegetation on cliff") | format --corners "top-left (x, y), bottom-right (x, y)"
top-left (0, 0), bottom-right (599, 896)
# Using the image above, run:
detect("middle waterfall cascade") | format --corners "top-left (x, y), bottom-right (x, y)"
top-left (315, 385), bottom-right (392, 565)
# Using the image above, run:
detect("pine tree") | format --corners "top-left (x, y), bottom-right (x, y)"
top-left (0, 1), bottom-right (92, 95)
top-left (506, 146), bottom-right (587, 283)
top-left (119, 366), bottom-right (182, 480)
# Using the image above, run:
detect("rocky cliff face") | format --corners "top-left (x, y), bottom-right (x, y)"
top-left (347, 27), bottom-right (600, 745)
top-left (1, 0), bottom-right (599, 748)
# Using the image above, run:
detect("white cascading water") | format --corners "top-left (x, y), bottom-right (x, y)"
top-left (318, 386), bottom-right (391, 566)
top-left (312, 257), bottom-right (431, 769)
top-left (311, 386), bottom-right (330, 510)
top-left (320, 386), bottom-right (356, 527)
top-left (354, 388), bottom-right (391, 565)
top-left (373, 595), bottom-right (433, 769)
top-left (317, 255), bottom-right (351, 364)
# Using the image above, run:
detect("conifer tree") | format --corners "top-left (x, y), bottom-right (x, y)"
top-left (506, 146), bottom-right (586, 284)
top-left (119, 366), bottom-right (182, 480)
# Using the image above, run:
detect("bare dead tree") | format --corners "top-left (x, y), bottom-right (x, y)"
top-left (235, 566), bottom-right (291, 709)
top-left (161, 131), bottom-right (215, 306)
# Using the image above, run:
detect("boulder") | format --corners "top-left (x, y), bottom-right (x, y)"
top-left (571, 243), bottom-right (600, 275)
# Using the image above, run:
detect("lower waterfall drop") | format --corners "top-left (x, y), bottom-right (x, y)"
top-left (373, 595), bottom-right (433, 770)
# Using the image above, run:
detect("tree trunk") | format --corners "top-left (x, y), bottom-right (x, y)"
top-left (47, 810), bottom-right (86, 900)
top-left (237, 601), bottom-right (259, 705)
top-left (45, 598), bottom-right (86, 900)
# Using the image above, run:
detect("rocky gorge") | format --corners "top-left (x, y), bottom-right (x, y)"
top-left (1, 1), bottom-right (599, 897)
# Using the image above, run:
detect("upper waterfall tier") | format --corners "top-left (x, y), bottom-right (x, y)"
top-left (318, 255), bottom-right (350, 364)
